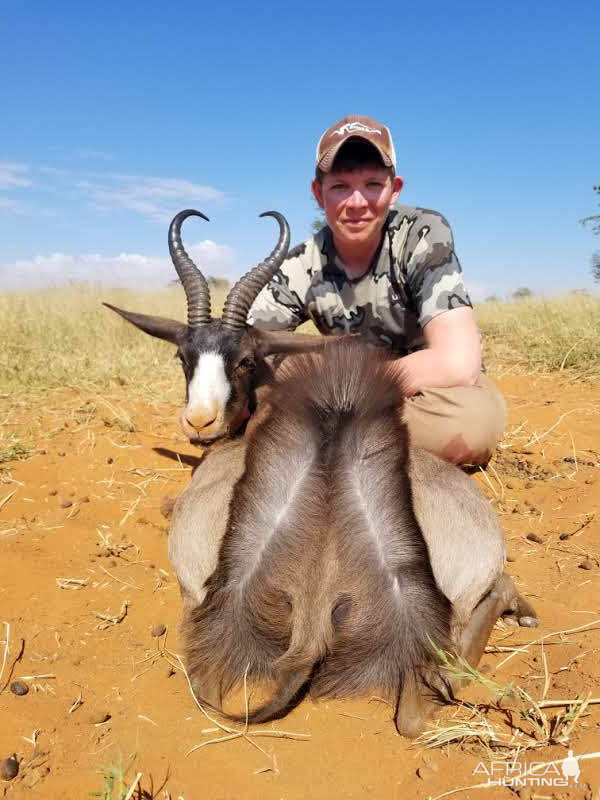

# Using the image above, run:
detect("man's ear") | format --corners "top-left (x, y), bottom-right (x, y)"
top-left (103, 303), bottom-right (187, 345)
top-left (311, 179), bottom-right (324, 209)
top-left (390, 175), bottom-right (404, 206)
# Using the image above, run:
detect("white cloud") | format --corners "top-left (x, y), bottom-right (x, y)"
top-left (2, 163), bottom-right (225, 224)
top-left (0, 240), bottom-right (238, 291)
top-left (77, 173), bottom-right (225, 222)
top-left (0, 162), bottom-right (32, 189)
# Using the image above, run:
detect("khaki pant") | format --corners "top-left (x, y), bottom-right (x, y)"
top-left (403, 373), bottom-right (506, 466)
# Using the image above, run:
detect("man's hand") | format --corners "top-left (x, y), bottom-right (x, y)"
top-left (390, 307), bottom-right (482, 396)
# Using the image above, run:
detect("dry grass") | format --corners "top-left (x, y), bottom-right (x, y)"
top-left (419, 633), bottom-right (600, 760)
top-left (475, 293), bottom-right (600, 377)
top-left (0, 284), bottom-right (223, 395)
top-left (1, 286), bottom-right (599, 398)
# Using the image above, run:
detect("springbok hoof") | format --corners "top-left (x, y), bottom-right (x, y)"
top-left (518, 615), bottom-right (539, 628)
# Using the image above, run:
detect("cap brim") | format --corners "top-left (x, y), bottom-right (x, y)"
top-left (317, 136), bottom-right (394, 173)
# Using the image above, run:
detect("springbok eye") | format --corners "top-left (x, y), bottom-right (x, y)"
top-left (237, 356), bottom-right (256, 371)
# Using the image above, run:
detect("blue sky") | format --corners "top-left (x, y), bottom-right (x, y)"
top-left (1, 0), bottom-right (598, 299)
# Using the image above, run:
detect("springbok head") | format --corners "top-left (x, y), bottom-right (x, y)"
top-left (105, 209), bottom-right (322, 443)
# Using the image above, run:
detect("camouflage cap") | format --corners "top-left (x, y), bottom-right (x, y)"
top-left (315, 115), bottom-right (397, 173)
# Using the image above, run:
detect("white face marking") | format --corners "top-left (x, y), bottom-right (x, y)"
top-left (186, 352), bottom-right (230, 418)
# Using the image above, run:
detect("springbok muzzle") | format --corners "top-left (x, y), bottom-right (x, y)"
top-left (180, 352), bottom-right (232, 441)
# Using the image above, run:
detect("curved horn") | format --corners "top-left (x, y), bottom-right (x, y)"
top-left (221, 211), bottom-right (290, 331)
top-left (168, 210), bottom-right (212, 328)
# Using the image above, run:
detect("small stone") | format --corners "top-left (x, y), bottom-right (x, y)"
top-left (151, 623), bottom-right (167, 638)
top-left (49, 489), bottom-right (58, 496)
top-left (506, 552), bottom-right (517, 562)
top-left (160, 496), bottom-right (176, 520)
top-left (579, 557), bottom-right (594, 570)
top-left (559, 531), bottom-right (571, 540)
top-left (526, 532), bottom-right (544, 544)
top-left (109, 559), bottom-right (118, 568)
top-left (97, 547), bottom-right (111, 558)
top-left (525, 481), bottom-right (533, 489)
top-left (0, 756), bottom-right (19, 781)
top-left (58, 451), bottom-right (66, 457)
top-left (585, 478), bottom-right (595, 485)
top-left (38, 449), bottom-right (47, 455)
top-left (165, 666), bottom-right (175, 679)
top-left (479, 664), bottom-right (491, 674)
top-left (10, 680), bottom-right (29, 696)
top-left (80, 496), bottom-right (90, 503)
top-left (107, 457), bottom-right (114, 464)
top-left (60, 500), bottom-right (73, 509)
top-left (506, 482), bottom-right (514, 489)
top-left (88, 711), bottom-right (110, 725)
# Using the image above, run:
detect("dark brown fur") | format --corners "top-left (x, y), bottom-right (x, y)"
top-left (183, 342), bottom-right (452, 725)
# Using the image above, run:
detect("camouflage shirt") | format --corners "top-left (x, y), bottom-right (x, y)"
top-left (248, 206), bottom-right (472, 355)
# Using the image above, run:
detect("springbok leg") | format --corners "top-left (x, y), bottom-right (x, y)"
top-left (501, 590), bottom-right (539, 628)
top-left (395, 670), bottom-right (434, 738)
top-left (395, 574), bottom-right (529, 736)
top-left (455, 574), bottom-right (514, 673)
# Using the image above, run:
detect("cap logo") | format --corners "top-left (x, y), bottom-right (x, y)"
top-left (332, 121), bottom-right (382, 137)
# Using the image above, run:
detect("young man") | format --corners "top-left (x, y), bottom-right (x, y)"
top-left (248, 115), bottom-right (506, 465)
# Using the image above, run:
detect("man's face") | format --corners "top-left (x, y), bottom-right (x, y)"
top-left (312, 167), bottom-right (403, 250)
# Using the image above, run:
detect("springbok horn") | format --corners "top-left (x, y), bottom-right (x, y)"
top-left (168, 210), bottom-right (212, 328)
top-left (221, 211), bottom-right (290, 331)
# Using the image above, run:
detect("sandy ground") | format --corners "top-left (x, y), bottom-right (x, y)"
top-left (1, 374), bottom-right (599, 799)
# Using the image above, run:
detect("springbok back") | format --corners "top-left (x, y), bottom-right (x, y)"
top-left (184, 341), bottom-right (452, 723)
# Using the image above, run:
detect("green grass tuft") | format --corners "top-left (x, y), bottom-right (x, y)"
top-left (89, 754), bottom-right (140, 800)
top-left (0, 441), bottom-right (31, 465)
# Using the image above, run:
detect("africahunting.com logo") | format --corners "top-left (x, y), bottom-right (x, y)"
top-left (473, 747), bottom-right (586, 789)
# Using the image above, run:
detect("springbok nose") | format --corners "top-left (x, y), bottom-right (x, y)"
top-left (185, 414), bottom-right (217, 430)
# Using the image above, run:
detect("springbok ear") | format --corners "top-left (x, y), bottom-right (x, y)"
top-left (251, 329), bottom-right (362, 357)
top-left (103, 303), bottom-right (187, 345)
top-left (251, 328), bottom-right (327, 357)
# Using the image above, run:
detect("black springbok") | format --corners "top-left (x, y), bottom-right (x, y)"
top-left (106, 210), bottom-right (539, 737)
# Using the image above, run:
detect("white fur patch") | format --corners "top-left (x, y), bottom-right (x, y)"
top-left (187, 352), bottom-right (230, 417)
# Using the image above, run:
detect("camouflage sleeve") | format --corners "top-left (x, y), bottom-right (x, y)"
top-left (247, 242), bottom-right (311, 331)
top-left (402, 210), bottom-right (472, 328)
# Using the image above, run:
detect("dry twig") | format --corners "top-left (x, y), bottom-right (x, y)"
top-left (95, 600), bottom-right (129, 630)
